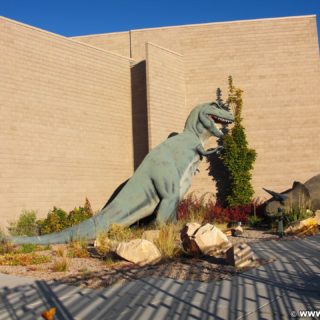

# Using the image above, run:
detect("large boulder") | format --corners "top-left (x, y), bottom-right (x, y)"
top-left (180, 223), bottom-right (202, 255)
top-left (116, 239), bottom-right (161, 266)
top-left (181, 223), bottom-right (231, 256)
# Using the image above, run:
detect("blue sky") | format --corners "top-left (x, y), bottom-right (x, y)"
top-left (1, 0), bottom-right (319, 38)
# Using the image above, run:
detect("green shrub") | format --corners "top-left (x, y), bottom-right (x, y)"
top-left (68, 198), bottom-right (93, 227)
top-left (7, 199), bottom-right (94, 237)
top-left (0, 229), bottom-right (14, 255)
top-left (285, 207), bottom-right (313, 225)
top-left (38, 207), bottom-right (69, 234)
top-left (38, 198), bottom-right (94, 235)
top-left (17, 244), bottom-right (38, 253)
top-left (247, 215), bottom-right (262, 228)
top-left (16, 244), bottom-right (50, 253)
top-left (9, 210), bottom-right (39, 236)
top-left (221, 76), bottom-right (257, 207)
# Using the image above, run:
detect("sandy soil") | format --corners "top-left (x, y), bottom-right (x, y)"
top-left (0, 229), bottom-right (301, 288)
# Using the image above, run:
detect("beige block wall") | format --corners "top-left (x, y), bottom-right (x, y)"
top-left (76, 16), bottom-right (320, 198)
top-left (146, 42), bottom-right (186, 148)
top-left (72, 31), bottom-right (131, 57)
top-left (1, 15), bottom-right (318, 228)
top-left (0, 17), bottom-right (134, 226)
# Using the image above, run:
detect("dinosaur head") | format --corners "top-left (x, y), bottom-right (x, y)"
top-left (184, 102), bottom-right (234, 140)
top-left (263, 182), bottom-right (311, 216)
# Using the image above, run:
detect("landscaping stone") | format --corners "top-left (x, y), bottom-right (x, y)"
top-left (226, 243), bottom-right (255, 268)
top-left (284, 217), bottom-right (319, 236)
top-left (181, 223), bottom-right (231, 256)
top-left (141, 230), bottom-right (160, 243)
top-left (180, 223), bottom-right (201, 238)
top-left (180, 223), bottom-right (202, 255)
top-left (231, 225), bottom-right (244, 237)
top-left (116, 239), bottom-right (161, 266)
top-left (315, 210), bottom-right (320, 225)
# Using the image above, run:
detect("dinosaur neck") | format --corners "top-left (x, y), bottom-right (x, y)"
top-left (184, 113), bottom-right (211, 145)
top-left (199, 130), bottom-right (212, 145)
top-left (184, 105), bottom-right (215, 144)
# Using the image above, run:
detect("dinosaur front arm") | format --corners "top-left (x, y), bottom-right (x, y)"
top-left (196, 145), bottom-right (224, 159)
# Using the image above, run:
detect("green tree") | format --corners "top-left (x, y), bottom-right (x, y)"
top-left (216, 88), bottom-right (224, 107)
top-left (38, 207), bottom-right (69, 234)
top-left (222, 76), bottom-right (257, 207)
top-left (68, 198), bottom-right (93, 226)
top-left (9, 210), bottom-right (39, 236)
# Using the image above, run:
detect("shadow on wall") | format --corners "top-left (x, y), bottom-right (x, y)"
top-left (207, 150), bottom-right (230, 206)
top-left (131, 60), bottom-right (149, 170)
top-left (99, 61), bottom-right (149, 211)
top-left (1, 236), bottom-right (319, 319)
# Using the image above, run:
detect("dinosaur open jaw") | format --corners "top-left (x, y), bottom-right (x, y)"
top-left (209, 114), bottom-right (233, 124)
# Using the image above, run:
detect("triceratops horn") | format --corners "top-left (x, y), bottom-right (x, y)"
top-left (263, 188), bottom-right (288, 203)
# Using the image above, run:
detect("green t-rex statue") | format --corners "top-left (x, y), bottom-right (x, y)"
top-left (12, 102), bottom-right (234, 244)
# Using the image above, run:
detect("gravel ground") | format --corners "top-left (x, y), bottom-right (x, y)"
top-left (227, 229), bottom-right (279, 245)
top-left (0, 230), bottom-right (302, 287)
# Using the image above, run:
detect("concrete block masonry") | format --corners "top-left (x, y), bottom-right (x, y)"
top-left (0, 15), bottom-right (319, 225)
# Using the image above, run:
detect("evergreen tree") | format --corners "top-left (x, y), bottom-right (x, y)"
top-left (216, 88), bottom-right (224, 107)
top-left (221, 76), bottom-right (257, 207)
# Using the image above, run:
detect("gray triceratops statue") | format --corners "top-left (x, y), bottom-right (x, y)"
top-left (263, 174), bottom-right (320, 215)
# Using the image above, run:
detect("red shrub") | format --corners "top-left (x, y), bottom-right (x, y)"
top-left (176, 193), bottom-right (203, 221)
top-left (177, 194), bottom-right (265, 224)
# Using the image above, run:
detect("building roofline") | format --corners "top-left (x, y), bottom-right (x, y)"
top-left (71, 14), bottom-right (317, 38)
top-left (0, 16), bottom-right (134, 62)
top-left (72, 30), bottom-right (129, 39)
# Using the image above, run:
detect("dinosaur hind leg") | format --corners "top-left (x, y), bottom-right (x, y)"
top-left (156, 196), bottom-right (180, 225)
top-left (151, 167), bottom-right (180, 225)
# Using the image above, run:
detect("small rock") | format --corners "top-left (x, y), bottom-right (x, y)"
top-left (226, 243), bottom-right (255, 268)
top-left (141, 230), bottom-right (160, 243)
top-left (231, 225), bottom-right (244, 237)
top-left (116, 239), bottom-right (161, 266)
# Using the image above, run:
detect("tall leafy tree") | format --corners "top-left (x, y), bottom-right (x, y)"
top-left (221, 76), bottom-right (257, 207)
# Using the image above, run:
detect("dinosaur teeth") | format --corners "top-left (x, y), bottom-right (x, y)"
top-left (210, 114), bottom-right (232, 124)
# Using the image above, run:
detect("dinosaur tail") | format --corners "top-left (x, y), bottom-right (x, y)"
top-left (10, 201), bottom-right (130, 245)
top-left (11, 172), bottom-right (158, 245)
